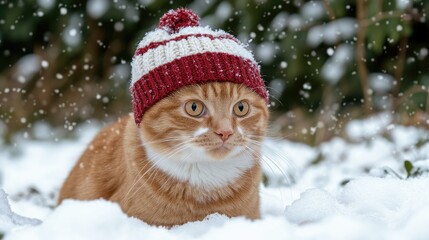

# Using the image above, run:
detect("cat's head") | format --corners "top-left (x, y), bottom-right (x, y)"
top-left (139, 82), bottom-right (269, 162)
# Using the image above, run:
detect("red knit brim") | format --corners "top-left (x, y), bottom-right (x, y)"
top-left (131, 52), bottom-right (268, 125)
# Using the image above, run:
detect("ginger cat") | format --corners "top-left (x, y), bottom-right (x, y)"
top-left (58, 82), bottom-right (269, 227)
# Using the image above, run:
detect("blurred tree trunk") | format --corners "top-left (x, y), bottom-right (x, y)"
top-left (356, 0), bottom-right (372, 115)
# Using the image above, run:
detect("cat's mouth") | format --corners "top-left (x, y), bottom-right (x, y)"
top-left (207, 147), bottom-right (229, 158)
top-left (210, 145), bottom-right (229, 152)
top-left (206, 143), bottom-right (236, 159)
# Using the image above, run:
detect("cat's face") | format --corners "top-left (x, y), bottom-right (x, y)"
top-left (140, 82), bottom-right (269, 162)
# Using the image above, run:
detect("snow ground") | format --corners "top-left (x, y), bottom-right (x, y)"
top-left (1, 113), bottom-right (429, 240)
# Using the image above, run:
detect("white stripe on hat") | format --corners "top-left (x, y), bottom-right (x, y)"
top-left (131, 36), bottom-right (256, 85)
top-left (136, 26), bottom-right (231, 50)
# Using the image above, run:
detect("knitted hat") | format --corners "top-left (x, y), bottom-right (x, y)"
top-left (131, 8), bottom-right (268, 125)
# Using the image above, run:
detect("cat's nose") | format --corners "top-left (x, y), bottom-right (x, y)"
top-left (215, 130), bottom-right (233, 141)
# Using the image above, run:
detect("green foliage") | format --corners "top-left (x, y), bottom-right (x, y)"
top-left (404, 160), bottom-right (413, 178)
top-left (416, 138), bottom-right (429, 149)
top-left (262, 174), bottom-right (269, 186)
top-left (310, 151), bottom-right (325, 165)
top-left (340, 179), bottom-right (351, 186)
top-left (380, 160), bottom-right (428, 179)
top-left (403, 160), bottom-right (425, 179)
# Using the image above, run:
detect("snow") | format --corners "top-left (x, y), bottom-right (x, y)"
top-left (268, 79), bottom-right (286, 98)
top-left (0, 190), bottom-right (41, 232)
top-left (138, 0), bottom-right (155, 6)
top-left (1, 125), bottom-right (99, 196)
top-left (62, 14), bottom-right (82, 47)
top-left (86, 0), bottom-right (109, 19)
top-left (114, 22), bottom-right (124, 31)
top-left (300, 1), bottom-right (325, 21)
top-left (255, 42), bottom-right (277, 64)
top-left (36, 0), bottom-right (54, 9)
top-left (215, 2), bottom-right (232, 20)
top-left (197, 2), bottom-right (232, 29)
top-left (321, 44), bottom-right (353, 84)
top-left (271, 12), bottom-right (288, 31)
top-left (418, 48), bottom-right (428, 60)
top-left (40, 60), bottom-right (49, 69)
top-left (345, 112), bottom-right (393, 140)
top-left (111, 63), bottom-right (130, 82)
top-left (396, 0), bottom-right (412, 10)
top-left (1, 115), bottom-right (429, 239)
top-left (307, 18), bottom-right (356, 47)
top-left (369, 73), bottom-right (394, 93)
top-left (14, 54), bottom-right (41, 84)
top-left (285, 188), bottom-right (339, 224)
top-left (339, 177), bottom-right (429, 227)
top-left (59, 7), bottom-right (67, 15)
top-left (391, 125), bottom-right (420, 149)
top-left (285, 177), bottom-right (429, 238)
top-left (287, 14), bottom-right (304, 30)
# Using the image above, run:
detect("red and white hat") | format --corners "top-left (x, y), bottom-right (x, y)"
top-left (131, 8), bottom-right (268, 125)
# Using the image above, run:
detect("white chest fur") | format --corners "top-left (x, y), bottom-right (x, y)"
top-left (141, 137), bottom-right (256, 189)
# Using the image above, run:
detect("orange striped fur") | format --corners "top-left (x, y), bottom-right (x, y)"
top-left (58, 82), bottom-right (269, 227)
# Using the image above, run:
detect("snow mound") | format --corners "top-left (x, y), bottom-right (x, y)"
top-left (346, 113), bottom-right (392, 140)
top-left (7, 199), bottom-right (168, 240)
top-left (7, 199), bottom-right (291, 240)
top-left (285, 188), bottom-right (339, 224)
top-left (339, 177), bottom-right (429, 228)
top-left (6, 177), bottom-right (429, 240)
top-left (283, 177), bottom-right (429, 239)
top-left (0, 189), bottom-right (41, 232)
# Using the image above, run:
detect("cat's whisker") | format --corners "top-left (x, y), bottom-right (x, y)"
top-left (123, 137), bottom-right (187, 202)
top-left (122, 161), bottom-right (160, 204)
top-left (135, 140), bottom-right (192, 188)
top-left (129, 138), bottom-right (186, 179)
top-left (245, 145), bottom-right (281, 178)
top-left (124, 162), bottom-right (166, 205)
top-left (243, 145), bottom-right (289, 207)
top-left (145, 164), bottom-right (162, 188)
top-left (246, 138), bottom-right (298, 172)
top-left (264, 86), bottom-right (284, 107)
top-left (124, 140), bottom-right (193, 202)
top-left (124, 144), bottom-right (183, 199)
top-left (125, 143), bottom-right (192, 201)
top-left (139, 137), bottom-right (184, 146)
top-left (244, 145), bottom-right (277, 176)
top-left (245, 140), bottom-right (296, 186)
top-left (127, 141), bottom-right (190, 187)
top-left (156, 151), bottom-right (194, 192)
top-left (159, 140), bottom-right (193, 160)
top-left (246, 134), bottom-right (286, 142)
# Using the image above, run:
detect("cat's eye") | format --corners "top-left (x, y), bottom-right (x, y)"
top-left (233, 101), bottom-right (250, 117)
top-left (184, 100), bottom-right (205, 117)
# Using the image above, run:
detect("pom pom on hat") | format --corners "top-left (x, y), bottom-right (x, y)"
top-left (158, 8), bottom-right (200, 33)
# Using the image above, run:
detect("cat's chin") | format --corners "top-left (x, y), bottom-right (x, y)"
top-left (203, 145), bottom-right (245, 161)
top-left (206, 146), bottom-right (231, 159)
